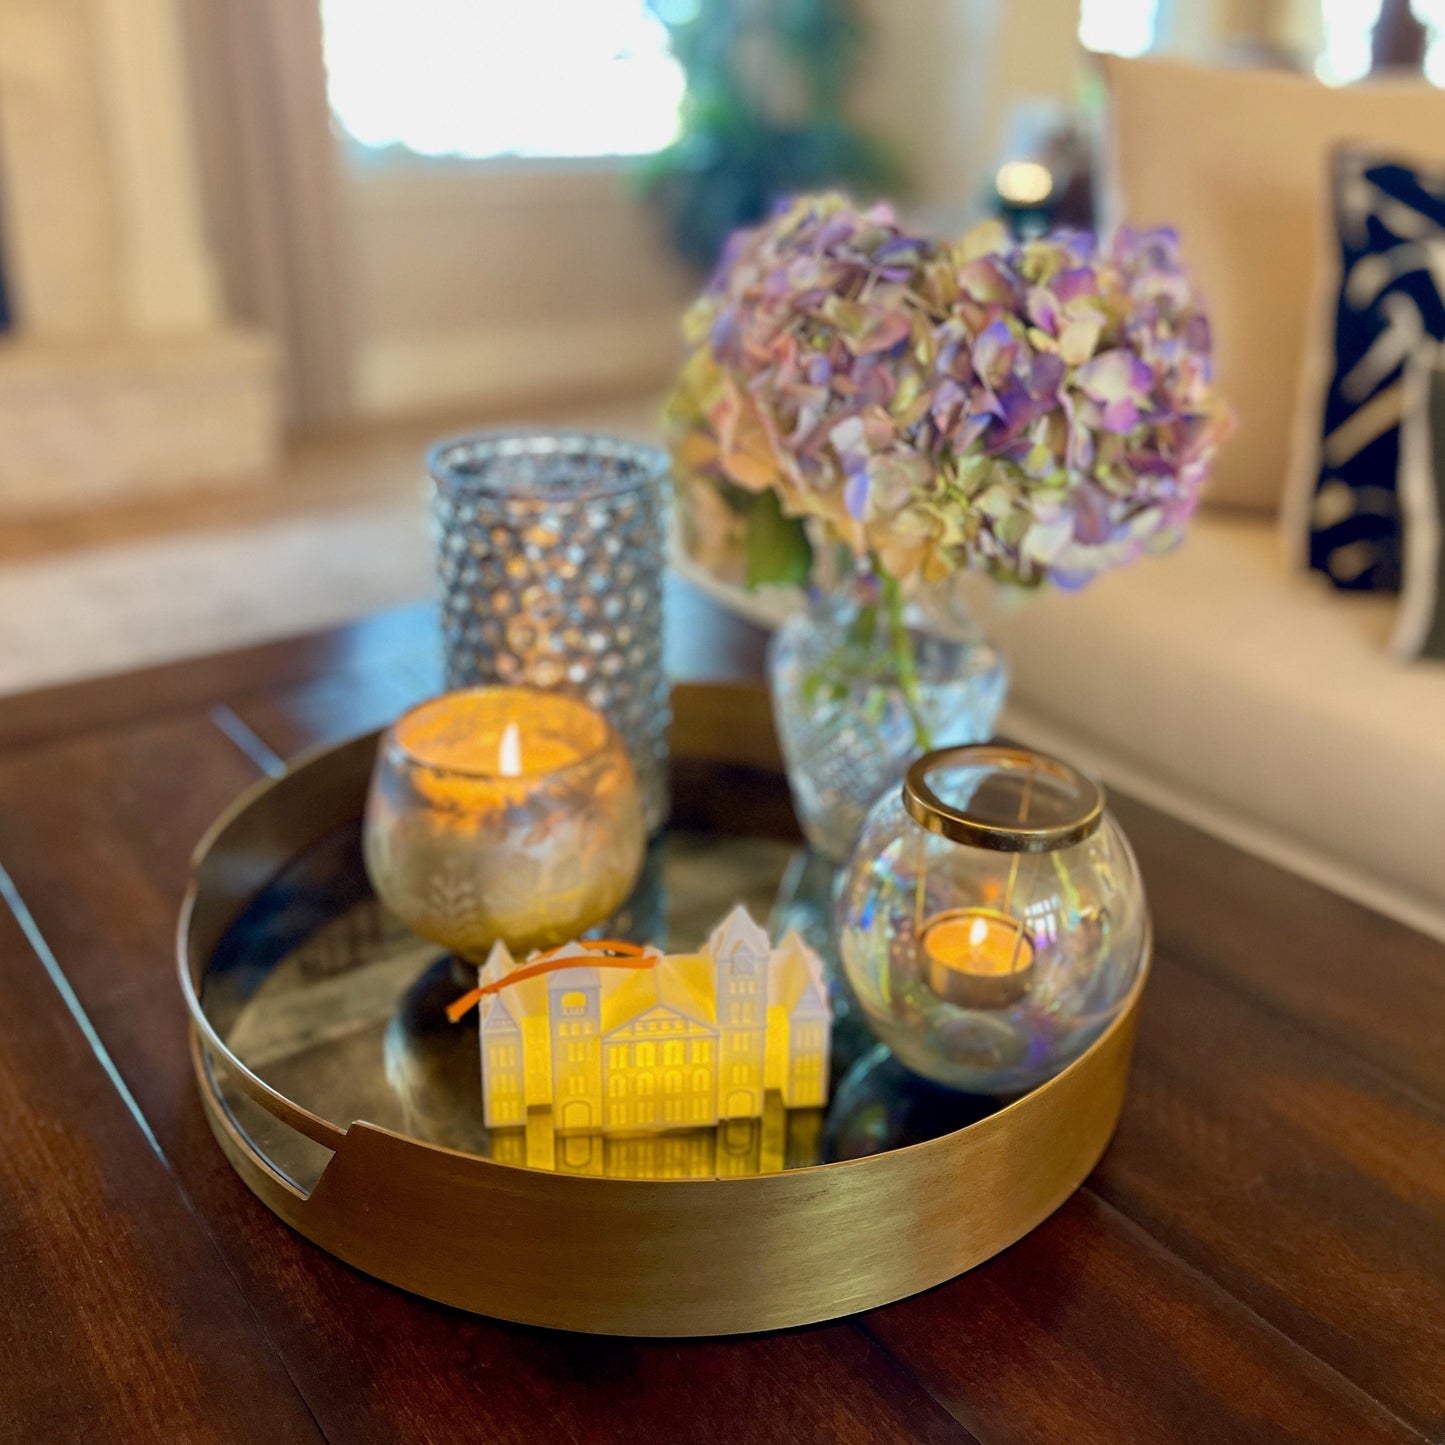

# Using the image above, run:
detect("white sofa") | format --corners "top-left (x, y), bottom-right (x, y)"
top-left (969, 514), bottom-right (1445, 942)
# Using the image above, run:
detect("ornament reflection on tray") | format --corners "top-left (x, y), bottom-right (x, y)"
top-left (490, 1095), bottom-right (825, 1179)
top-left (839, 743), bottom-right (1148, 1095)
top-left (363, 686), bottom-right (645, 960)
top-left (450, 905), bottom-right (831, 1135)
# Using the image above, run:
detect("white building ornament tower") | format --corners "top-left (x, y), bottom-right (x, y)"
top-left (477, 906), bottom-right (831, 1135)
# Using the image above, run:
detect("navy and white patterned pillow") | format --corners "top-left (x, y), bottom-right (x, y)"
top-left (1301, 148), bottom-right (1445, 592)
top-left (1393, 351), bottom-right (1445, 659)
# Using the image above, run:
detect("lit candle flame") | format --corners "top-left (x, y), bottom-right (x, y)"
top-left (498, 721), bottom-right (522, 778)
top-left (968, 915), bottom-right (988, 949)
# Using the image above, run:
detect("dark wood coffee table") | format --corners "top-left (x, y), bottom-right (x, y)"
top-left (1, 582), bottom-right (1441, 1445)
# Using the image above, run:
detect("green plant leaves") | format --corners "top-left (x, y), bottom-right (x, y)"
top-left (744, 490), bottom-right (813, 587)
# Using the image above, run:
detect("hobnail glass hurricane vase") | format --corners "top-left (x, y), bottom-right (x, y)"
top-left (767, 567), bottom-right (1007, 862)
top-left (429, 430), bottom-right (670, 834)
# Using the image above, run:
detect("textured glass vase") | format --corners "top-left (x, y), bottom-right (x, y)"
top-left (767, 567), bottom-right (1007, 862)
top-left (430, 431), bottom-right (670, 833)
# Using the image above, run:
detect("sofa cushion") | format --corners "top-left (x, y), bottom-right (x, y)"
top-left (1395, 351), bottom-right (1445, 659)
top-left (971, 512), bottom-right (1445, 937)
top-left (1286, 147), bottom-right (1445, 594)
top-left (1099, 55), bottom-right (1445, 514)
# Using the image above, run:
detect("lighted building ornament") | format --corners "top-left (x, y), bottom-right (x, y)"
top-left (475, 906), bottom-right (831, 1134)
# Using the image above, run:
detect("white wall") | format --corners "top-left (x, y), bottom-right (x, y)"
top-left (345, 160), bottom-right (696, 418)
top-left (343, 0), bottom-right (1088, 421)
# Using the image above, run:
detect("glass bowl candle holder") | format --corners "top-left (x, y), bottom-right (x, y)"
top-left (363, 687), bottom-right (645, 960)
top-left (837, 744), bottom-right (1147, 1095)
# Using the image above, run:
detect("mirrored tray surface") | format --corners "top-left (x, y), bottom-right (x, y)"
top-left (201, 800), bottom-right (997, 1195)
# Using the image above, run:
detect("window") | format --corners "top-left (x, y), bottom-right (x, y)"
top-left (1078, 0), bottom-right (1158, 57)
top-left (321, 0), bottom-right (685, 161)
top-left (560, 991), bottom-right (587, 1015)
top-left (1304, 0), bottom-right (1445, 87)
top-left (690, 1041), bottom-right (712, 1065)
top-left (1316, 0), bottom-right (1384, 84)
top-left (1415, 0), bottom-right (1445, 85)
top-left (663, 1041), bottom-right (683, 1066)
top-left (637, 1043), bottom-right (656, 1068)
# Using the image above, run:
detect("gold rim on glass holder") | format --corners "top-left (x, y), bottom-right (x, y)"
top-left (179, 688), bottom-right (1148, 1337)
top-left (903, 743), bottom-right (1105, 853)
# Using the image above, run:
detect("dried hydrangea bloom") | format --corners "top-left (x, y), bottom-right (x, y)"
top-left (908, 222), bottom-right (1231, 586)
top-left (667, 194), bottom-right (1231, 591)
top-left (666, 192), bottom-right (955, 554)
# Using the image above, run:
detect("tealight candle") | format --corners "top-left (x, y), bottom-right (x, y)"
top-left (921, 907), bottom-right (1036, 1011)
top-left (363, 686), bottom-right (645, 959)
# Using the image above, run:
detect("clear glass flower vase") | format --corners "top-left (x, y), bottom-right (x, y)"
top-left (767, 567), bottom-right (1007, 863)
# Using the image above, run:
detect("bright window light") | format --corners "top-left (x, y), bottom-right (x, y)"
top-left (1315, 0), bottom-right (1384, 84)
top-left (320, 0), bottom-right (685, 160)
top-left (1414, 0), bottom-right (1445, 85)
top-left (1078, 0), bottom-right (1159, 57)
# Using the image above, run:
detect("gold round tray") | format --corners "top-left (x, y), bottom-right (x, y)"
top-left (180, 682), bottom-right (1149, 1337)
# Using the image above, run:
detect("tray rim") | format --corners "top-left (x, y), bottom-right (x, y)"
top-left (180, 678), bottom-right (1149, 1334)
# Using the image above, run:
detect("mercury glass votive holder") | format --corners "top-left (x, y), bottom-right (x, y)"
top-left (429, 430), bottom-right (670, 834)
top-left (363, 687), bottom-right (646, 961)
top-left (837, 744), bottom-right (1147, 1095)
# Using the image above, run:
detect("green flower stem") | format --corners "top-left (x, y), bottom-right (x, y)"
top-left (881, 573), bottom-right (933, 750)
top-left (801, 564), bottom-right (932, 750)
top-left (844, 598), bottom-right (879, 653)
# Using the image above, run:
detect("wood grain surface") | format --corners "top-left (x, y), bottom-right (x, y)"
top-left (0, 880), bottom-right (322, 1444)
top-left (0, 587), bottom-right (1440, 1444)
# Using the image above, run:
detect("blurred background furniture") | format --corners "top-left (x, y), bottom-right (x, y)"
top-left (0, 0), bottom-right (1443, 947)
top-left (0, 0), bottom-right (280, 509)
